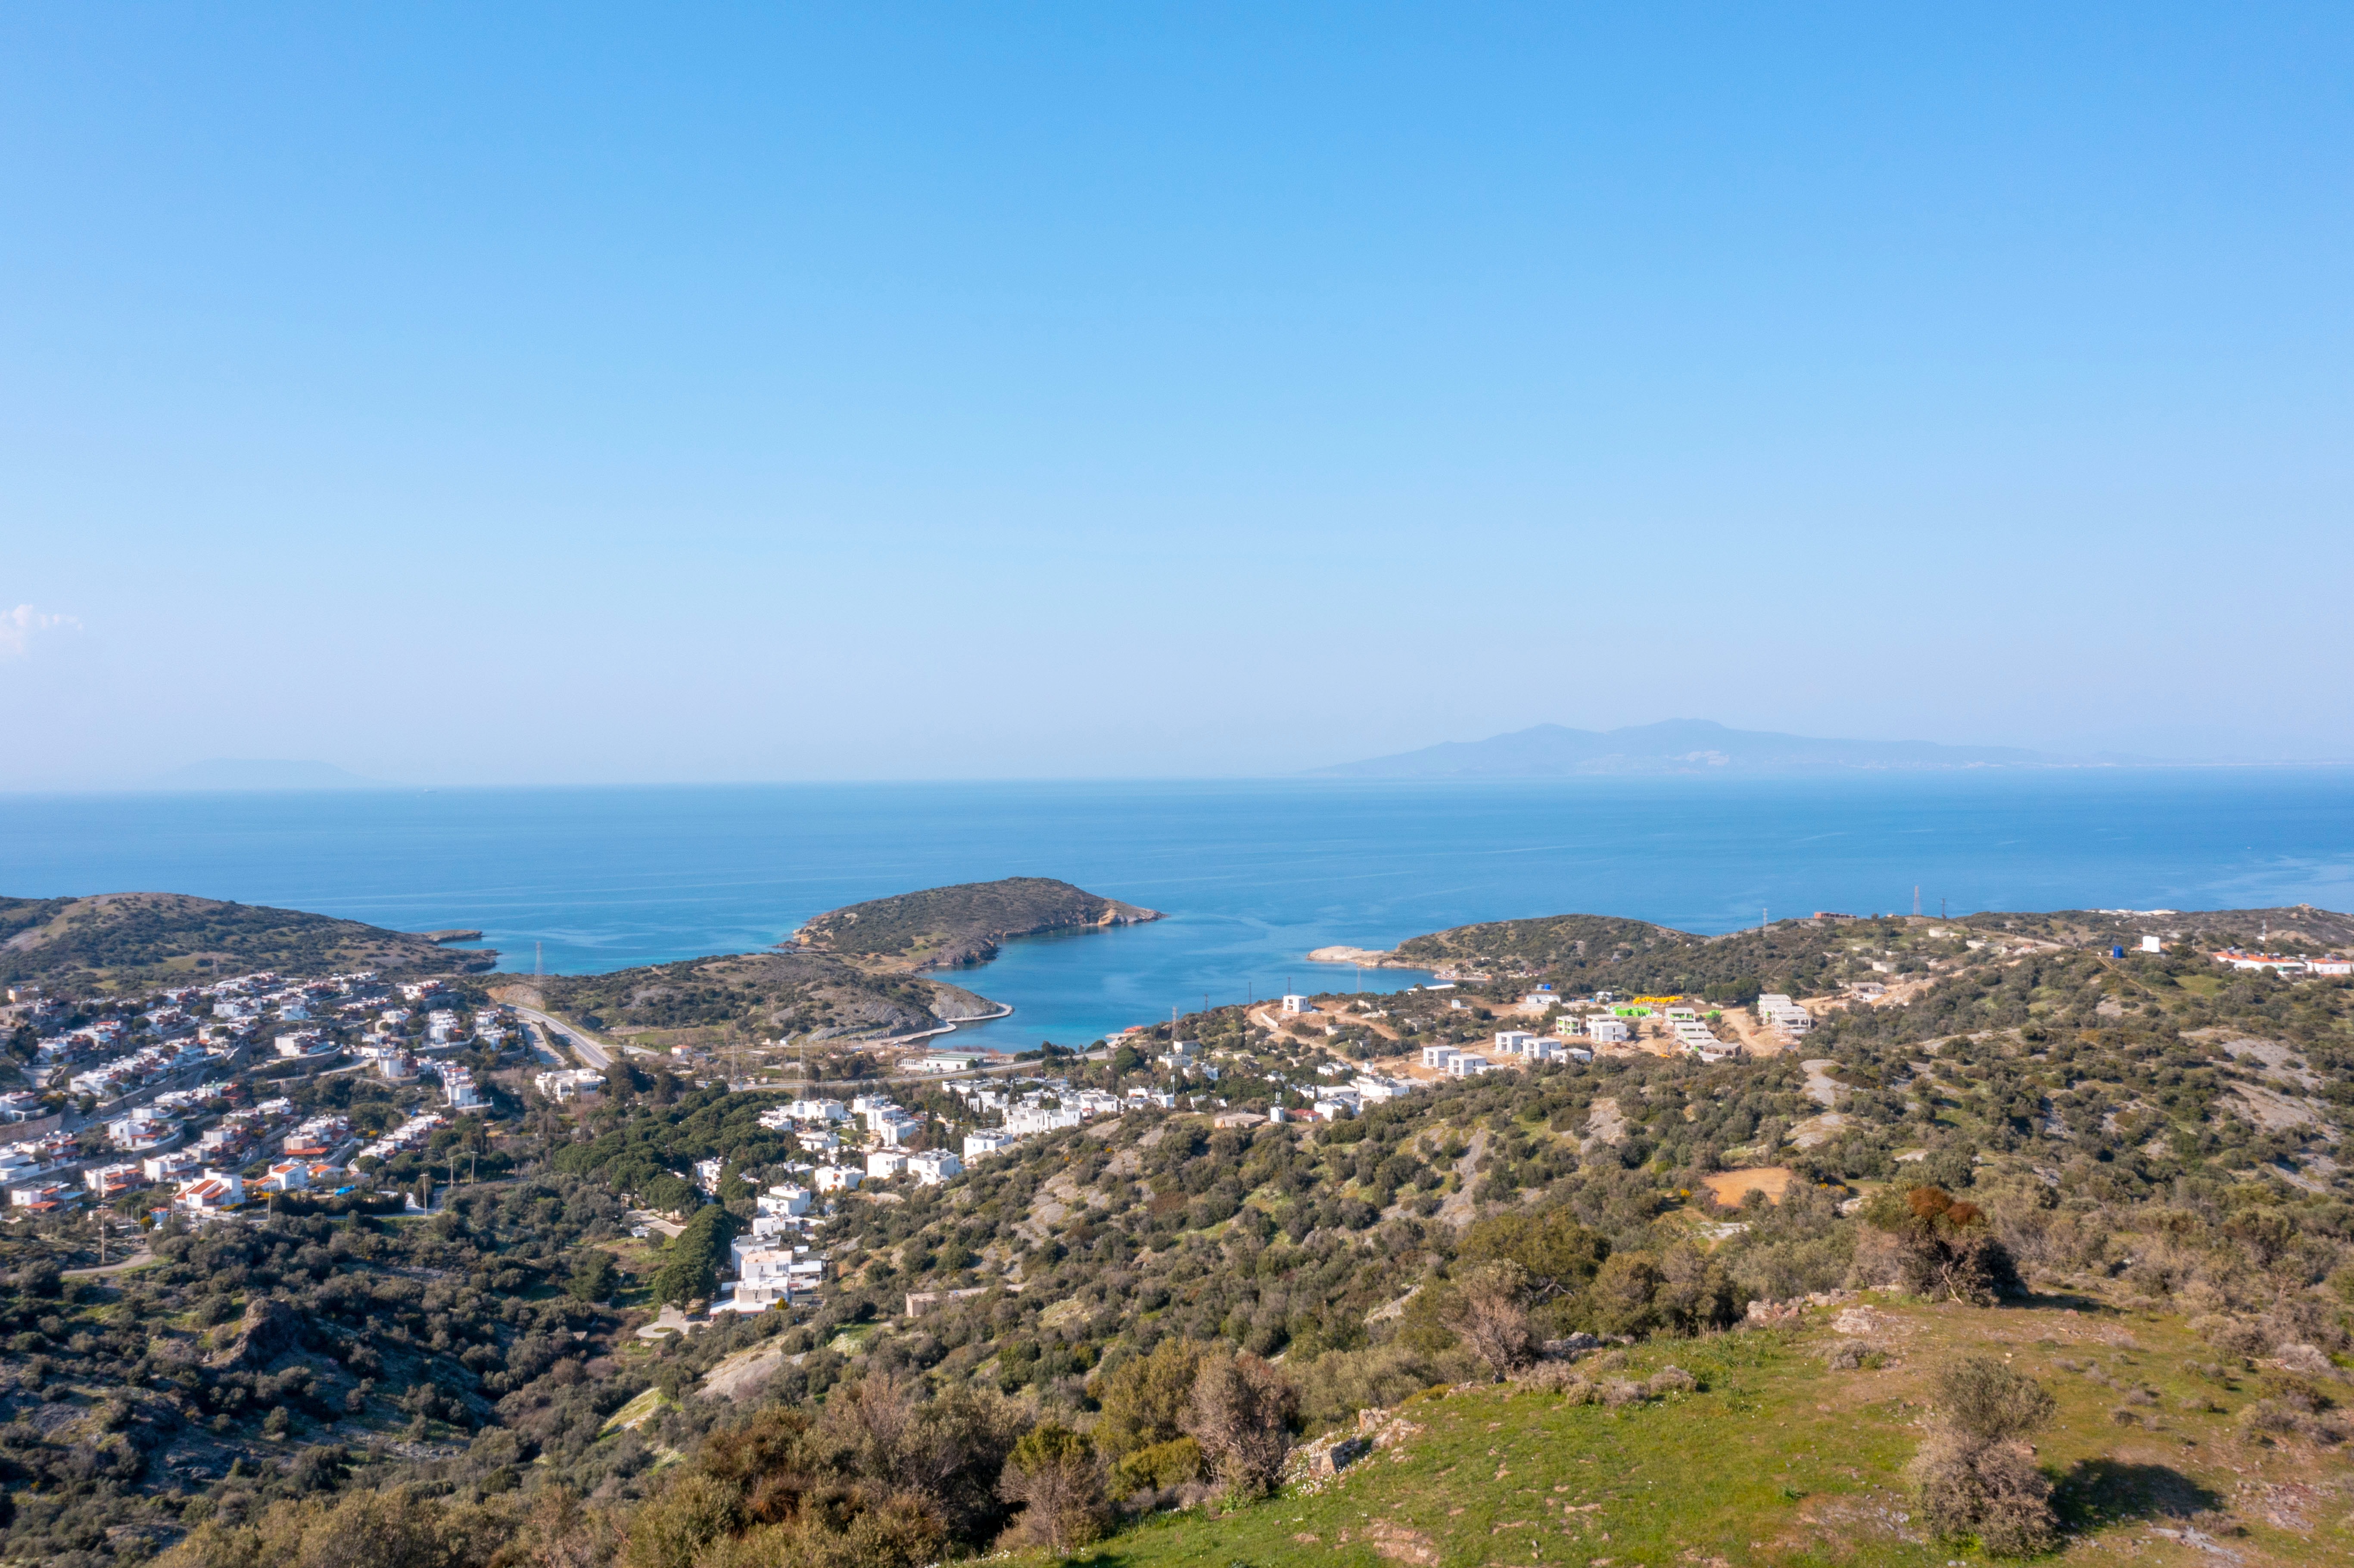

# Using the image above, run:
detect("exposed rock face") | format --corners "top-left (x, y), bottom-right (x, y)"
top-left (207, 1297), bottom-right (305, 1371)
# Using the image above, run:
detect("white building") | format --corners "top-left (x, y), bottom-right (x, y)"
top-left (962, 1129), bottom-right (1016, 1160)
top-left (1280, 994), bottom-right (1314, 1014)
top-left (1493, 1030), bottom-right (1536, 1054)
top-left (1584, 1016), bottom-right (1632, 1044)
top-left (1756, 995), bottom-right (1812, 1036)
top-left (1420, 1045), bottom-right (1462, 1071)
top-left (813, 1165), bottom-right (863, 1194)
top-left (534, 1067), bottom-right (605, 1101)
top-left (174, 1169), bottom-right (246, 1215)
top-left (759, 1182), bottom-right (811, 1217)
top-left (910, 1048), bottom-right (994, 1073)
top-left (907, 1150), bottom-right (962, 1185)
top-left (865, 1150), bottom-right (909, 1179)
top-left (1005, 1104), bottom-right (1081, 1136)
top-left (143, 1149), bottom-right (200, 1182)
top-left (2139, 934), bottom-right (2163, 953)
top-left (442, 1065), bottom-right (484, 1110)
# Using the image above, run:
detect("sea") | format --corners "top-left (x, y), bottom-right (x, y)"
top-left (3, 770), bottom-right (2351, 1049)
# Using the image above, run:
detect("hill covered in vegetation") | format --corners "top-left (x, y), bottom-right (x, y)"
top-left (0, 893), bottom-right (492, 991)
top-left (5, 902), bottom-right (2352, 1567)
top-left (530, 949), bottom-right (999, 1046)
top-left (793, 877), bottom-right (1161, 972)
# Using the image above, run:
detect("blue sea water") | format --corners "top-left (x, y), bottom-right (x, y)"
top-left (3, 771), bottom-right (2351, 1048)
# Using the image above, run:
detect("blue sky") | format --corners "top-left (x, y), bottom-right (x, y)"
top-left (3, 5), bottom-right (2349, 785)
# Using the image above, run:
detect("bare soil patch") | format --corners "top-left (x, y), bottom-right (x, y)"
top-left (1700, 1165), bottom-right (1795, 1205)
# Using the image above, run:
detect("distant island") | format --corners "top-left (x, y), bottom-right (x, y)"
top-left (1309, 719), bottom-right (2130, 778)
top-left (0, 891), bottom-right (495, 989)
top-left (791, 875), bottom-right (1162, 971)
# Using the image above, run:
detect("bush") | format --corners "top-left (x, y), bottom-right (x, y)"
top-left (997, 1422), bottom-right (1109, 1553)
top-left (1856, 1187), bottom-right (2024, 1305)
top-left (1091, 1338), bottom-right (1203, 1457)
top-left (1908, 1356), bottom-right (2058, 1558)
top-left (1439, 1261), bottom-right (1537, 1377)
top-left (1183, 1350), bottom-right (1296, 1499)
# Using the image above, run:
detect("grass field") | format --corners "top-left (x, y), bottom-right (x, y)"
top-left (1053, 1294), bottom-right (2354, 1568)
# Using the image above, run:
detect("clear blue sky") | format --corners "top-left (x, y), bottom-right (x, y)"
top-left (3, 5), bottom-right (2348, 786)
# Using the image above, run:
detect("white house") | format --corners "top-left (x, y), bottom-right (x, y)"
top-left (1584, 1016), bottom-right (1632, 1044)
top-left (534, 1068), bottom-right (605, 1100)
top-left (1493, 1030), bottom-right (1536, 1054)
top-left (442, 1066), bottom-right (483, 1110)
top-left (174, 1169), bottom-right (246, 1215)
top-left (1006, 1104), bottom-right (1082, 1136)
top-left (1280, 994), bottom-right (1314, 1014)
top-left (1420, 1045), bottom-right (1463, 1071)
top-left (1756, 995), bottom-right (1812, 1036)
top-left (908, 1150), bottom-right (962, 1185)
top-left (813, 1165), bottom-right (863, 1194)
top-left (143, 1149), bottom-right (200, 1182)
top-left (866, 1150), bottom-right (909, 1179)
top-left (84, 1163), bottom-right (145, 1197)
top-left (962, 1129), bottom-right (1016, 1160)
top-left (760, 1182), bottom-right (812, 1217)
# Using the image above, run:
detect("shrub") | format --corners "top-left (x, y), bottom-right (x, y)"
top-left (1439, 1262), bottom-right (1538, 1378)
top-left (1907, 1356), bottom-right (2058, 1558)
top-left (1856, 1187), bottom-right (2024, 1305)
top-left (1183, 1350), bottom-right (1296, 1500)
top-left (997, 1422), bottom-right (1109, 1553)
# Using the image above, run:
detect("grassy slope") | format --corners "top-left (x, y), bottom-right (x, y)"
top-left (1091, 1296), bottom-right (2348, 1568)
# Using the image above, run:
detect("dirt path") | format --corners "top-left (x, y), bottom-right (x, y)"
top-left (1800, 1059), bottom-right (1846, 1109)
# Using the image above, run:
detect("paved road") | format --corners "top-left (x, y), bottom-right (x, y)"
top-left (508, 1005), bottom-right (634, 1072)
top-left (64, 1248), bottom-right (156, 1279)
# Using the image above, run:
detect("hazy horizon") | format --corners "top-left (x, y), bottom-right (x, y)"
top-left (6, 7), bottom-right (2351, 789)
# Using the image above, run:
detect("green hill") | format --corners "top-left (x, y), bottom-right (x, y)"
top-left (532, 948), bottom-right (998, 1045)
top-left (794, 876), bottom-right (1162, 971)
top-left (0, 891), bottom-right (492, 990)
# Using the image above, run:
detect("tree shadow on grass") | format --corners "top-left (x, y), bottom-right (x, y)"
top-left (2052, 1457), bottom-right (2222, 1531)
top-left (2014, 1286), bottom-right (2108, 1314)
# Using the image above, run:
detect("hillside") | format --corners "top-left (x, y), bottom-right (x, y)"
top-left (533, 949), bottom-right (998, 1045)
top-left (1966, 903), bottom-right (2354, 954)
top-left (0, 892), bottom-right (494, 989)
top-left (792, 875), bottom-right (1162, 971)
top-left (1104, 1294), bottom-right (2347, 1568)
top-left (1313, 719), bottom-right (2080, 777)
top-left (6, 898), bottom-right (2352, 1568)
top-left (1391, 912), bottom-right (1697, 977)
top-left (1379, 904), bottom-right (2354, 998)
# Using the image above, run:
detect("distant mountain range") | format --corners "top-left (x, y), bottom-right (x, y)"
top-left (149, 758), bottom-right (387, 790)
top-left (1309, 720), bottom-right (2135, 778)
